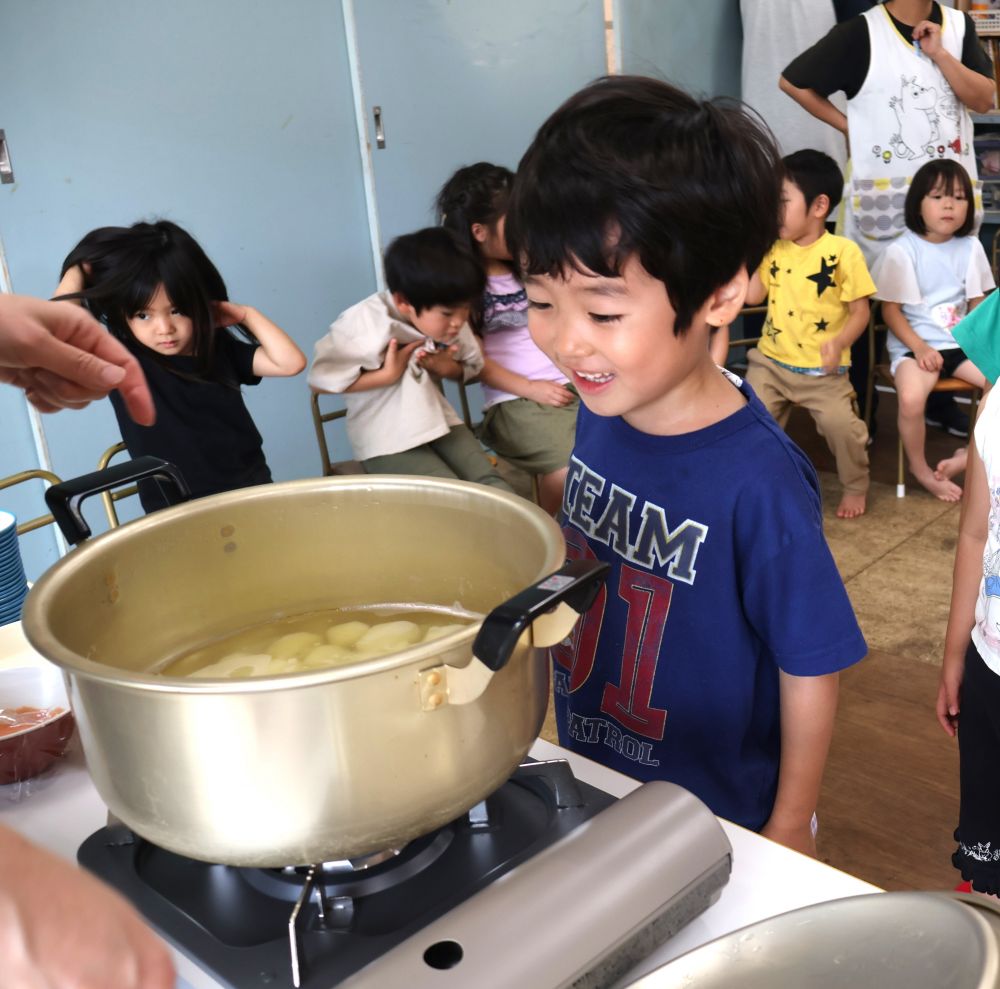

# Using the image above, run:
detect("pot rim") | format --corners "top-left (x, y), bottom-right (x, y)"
top-left (22, 475), bottom-right (564, 694)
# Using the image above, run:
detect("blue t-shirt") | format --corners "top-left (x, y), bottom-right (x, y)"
top-left (553, 374), bottom-right (867, 830)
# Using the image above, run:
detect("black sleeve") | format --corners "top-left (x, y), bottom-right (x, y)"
top-left (781, 19), bottom-right (870, 101)
top-left (962, 13), bottom-right (995, 80)
top-left (218, 332), bottom-right (262, 386)
top-left (834, 0), bottom-right (875, 22)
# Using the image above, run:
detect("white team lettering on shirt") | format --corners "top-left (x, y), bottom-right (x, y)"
top-left (563, 456), bottom-right (708, 585)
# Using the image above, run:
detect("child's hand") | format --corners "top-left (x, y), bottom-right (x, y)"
top-left (760, 817), bottom-right (817, 858)
top-left (915, 345), bottom-right (944, 374)
top-left (416, 344), bottom-right (461, 379)
top-left (818, 338), bottom-right (843, 376)
top-left (526, 379), bottom-right (575, 406)
top-left (382, 338), bottom-right (422, 381)
top-left (213, 301), bottom-right (250, 327)
top-left (936, 652), bottom-right (965, 737)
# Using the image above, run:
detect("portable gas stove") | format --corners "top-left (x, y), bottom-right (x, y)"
top-left (78, 759), bottom-right (731, 989)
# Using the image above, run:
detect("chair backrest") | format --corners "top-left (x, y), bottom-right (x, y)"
top-left (453, 378), bottom-right (474, 431)
top-left (0, 468), bottom-right (63, 535)
top-left (96, 442), bottom-right (138, 528)
top-left (310, 392), bottom-right (348, 476)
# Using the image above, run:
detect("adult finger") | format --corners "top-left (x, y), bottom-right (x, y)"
top-left (28, 367), bottom-right (110, 405)
top-left (38, 310), bottom-right (156, 425)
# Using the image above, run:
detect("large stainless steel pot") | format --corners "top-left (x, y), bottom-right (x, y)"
top-left (23, 463), bottom-right (606, 867)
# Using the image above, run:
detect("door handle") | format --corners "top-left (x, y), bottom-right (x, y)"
top-left (373, 106), bottom-right (386, 150)
top-left (0, 131), bottom-right (13, 184)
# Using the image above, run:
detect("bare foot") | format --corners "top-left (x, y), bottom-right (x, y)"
top-left (913, 465), bottom-right (963, 502)
top-left (934, 447), bottom-right (967, 482)
top-left (836, 491), bottom-right (867, 519)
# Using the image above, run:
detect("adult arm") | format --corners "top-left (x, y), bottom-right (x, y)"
top-left (0, 294), bottom-right (154, 424)
top-left (937, 388), bottom-right (991, 735)
top-left (214, 302), bottom-right (306, 377)
top-left (915, 19), bottom-right (995, 114)
top-left (777, 77), bottom-right (849, 136)
top-left (0, 825), bottom-right (175, 989)
top-left (760, 671), bottom-right (840, 857)
top-left (778, 19), bottom-right (860, 134)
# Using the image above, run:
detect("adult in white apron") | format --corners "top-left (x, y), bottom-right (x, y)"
top-left (779, 0), bottom-right (993, 429)
top-left (781, 0), bottom-right (993, 271)
top-left (740, 0), bottom-right (846, 169)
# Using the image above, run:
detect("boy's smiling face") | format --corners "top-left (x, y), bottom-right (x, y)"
top-left (524, 255), bottom-right (726, 435)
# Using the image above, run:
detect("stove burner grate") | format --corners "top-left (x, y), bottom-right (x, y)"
top-left (78, 759), bottom-right (617, 989)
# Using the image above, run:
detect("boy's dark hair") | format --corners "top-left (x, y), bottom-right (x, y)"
top-left (55, 219), bottom-right (247, 382)
top-left (782, 149), bottom-right (843, 215)
top-left (505, 75), bottom-right (782, 334)
top-left (904, 159), bottom-right (975, 238)
top-left (383, 227), bottom-right (486, 313)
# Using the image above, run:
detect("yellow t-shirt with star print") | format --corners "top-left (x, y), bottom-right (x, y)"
top-left (755, 231), bottom-right (875, 370)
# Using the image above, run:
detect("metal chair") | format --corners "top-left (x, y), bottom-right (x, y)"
top-left (310, 392), bottom-right (353, 476)
top-left (96, 442), bottom-right (139, 527)
top-left (865, 310), bottom-right (980, 498)
top-left (0, 468), bottom-right (63, 535)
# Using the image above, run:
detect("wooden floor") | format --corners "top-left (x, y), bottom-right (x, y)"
top-left (541, 649), bottom-right (962, 892)
top-left (818, 648), bottom-right (960, 891)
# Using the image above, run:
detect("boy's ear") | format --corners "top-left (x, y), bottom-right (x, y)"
top-left (703, 268), bottom-right (749, 329)
top-left (392, 291), bottom-right (415, 318)
top-left (810, 193), bottom-right (831, 220)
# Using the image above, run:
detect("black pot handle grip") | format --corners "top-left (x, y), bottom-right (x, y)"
top-left (45, 456), bottom-right (191, 545)
top-left (473, 558), bottom-right (610, 672)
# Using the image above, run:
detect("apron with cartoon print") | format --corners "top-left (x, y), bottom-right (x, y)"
top-left (842, 3), bottom-right (980, 268)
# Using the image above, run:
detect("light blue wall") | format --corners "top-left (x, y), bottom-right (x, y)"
top-left (1, 1), bottom-right (746, 584)
top-left (617, 0), bottom-right (742, 98)
top-left (0, 0), bottom-right (375, 578)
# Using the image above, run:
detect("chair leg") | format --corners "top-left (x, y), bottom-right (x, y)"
top-left (896, 434), bottom-right (906, 498)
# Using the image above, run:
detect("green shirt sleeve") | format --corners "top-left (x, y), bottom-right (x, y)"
top-left (953, 291), bottom-right (1000, 384)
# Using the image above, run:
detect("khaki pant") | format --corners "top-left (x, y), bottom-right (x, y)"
top-left (362, 425), bottom-right (513, 493)
top-left (745, 348), bottom-right (869, 495)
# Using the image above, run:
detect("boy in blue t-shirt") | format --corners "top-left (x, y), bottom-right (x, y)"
top-left (505, 76), bottom-right (867, 856)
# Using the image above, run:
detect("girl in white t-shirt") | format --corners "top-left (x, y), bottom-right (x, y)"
top-left (939, 379), bottom-right (1000, 895)
top-left (873, 160), bottom-right (994, 501)
top-left (437, 163), bottom-right (579, 515)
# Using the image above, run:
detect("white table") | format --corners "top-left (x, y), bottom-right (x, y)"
top-left (0, 625), bottom-right (878, 987)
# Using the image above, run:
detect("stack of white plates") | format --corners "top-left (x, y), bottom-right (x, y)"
top-left (0, 511), bottom-right (28, 627)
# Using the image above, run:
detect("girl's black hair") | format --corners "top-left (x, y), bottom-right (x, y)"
top-left (436, 162), bottom-right (514, 329)
top-left (904, 160), bottom-right (976, 238)
top-left (506, 75), bottom-right (782, 335)
top-left (436, 162), bottom-right (513, 256)
top-left (55, 219), bottom-right (249, 381)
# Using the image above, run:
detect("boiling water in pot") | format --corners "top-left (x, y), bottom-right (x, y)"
top-left (157, 604), bottom-right (481, 679)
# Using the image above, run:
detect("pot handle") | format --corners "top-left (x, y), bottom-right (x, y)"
top-left (45, 456), bottom-right (191, 544)
top-left (472, 558), bottom-right (610, 672)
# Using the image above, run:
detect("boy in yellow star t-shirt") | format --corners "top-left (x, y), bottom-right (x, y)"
top-left (745, 149), bottom-right (876, 519)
